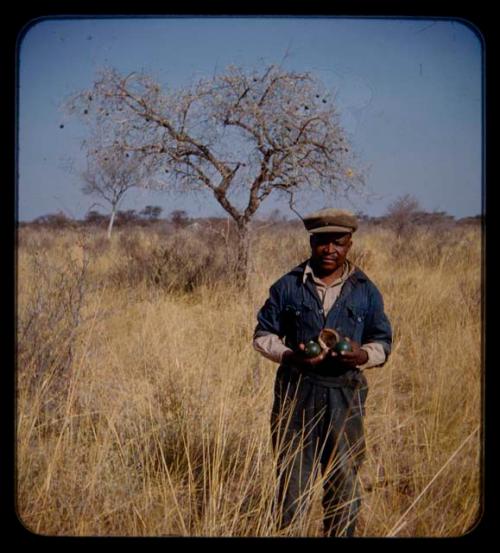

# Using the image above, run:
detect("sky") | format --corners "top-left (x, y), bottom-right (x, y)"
top-left (18, 16), bottom-right (483, 221)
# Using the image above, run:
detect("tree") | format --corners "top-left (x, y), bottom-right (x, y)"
top-left (140, 205), bottom-right (163, 221)
top-left (169, 209), bottom-right (190, 229)
top-left (80, 137), bottom-right (155, 238)
top-left (384, 194), bottom-right (423, 236)
top-left (67, 65), bottom-right (363, 279)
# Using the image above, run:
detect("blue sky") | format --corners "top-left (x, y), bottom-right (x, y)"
top-left (18, 16), bottom-right (483, 221)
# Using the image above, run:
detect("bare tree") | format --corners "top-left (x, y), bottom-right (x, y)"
top-left (384, 194), bottom-right (423, 237)
top-left (67, 64), bottom-right (364, 279)
top-left (81, 137), bottom-right (155, 238)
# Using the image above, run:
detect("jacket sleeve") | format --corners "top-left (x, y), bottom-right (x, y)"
top-left (253, 332), bottom-right (292, 363)
top-left (254, 282), bottom-right (285, 340)
top-left (363, 283), bottom-right (392, 359)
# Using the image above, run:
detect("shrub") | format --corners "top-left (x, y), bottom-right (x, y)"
top-left (109, 227), bottom-right (235, 292)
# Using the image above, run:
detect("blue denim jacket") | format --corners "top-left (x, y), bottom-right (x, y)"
top-left (255, 260), bottom-right (392, 373)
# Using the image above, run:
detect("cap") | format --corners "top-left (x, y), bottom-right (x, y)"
top-left (303, 208), bottom-right (358, 234)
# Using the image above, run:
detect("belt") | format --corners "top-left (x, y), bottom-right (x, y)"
top-left (294, 367), bottom-right (365, 389)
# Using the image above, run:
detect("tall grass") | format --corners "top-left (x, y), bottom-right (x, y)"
top-left (16, 222), bottom-right (482, 536)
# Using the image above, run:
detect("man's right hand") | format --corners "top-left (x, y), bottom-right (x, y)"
top-left (282, 343), bottom-right (329, 369)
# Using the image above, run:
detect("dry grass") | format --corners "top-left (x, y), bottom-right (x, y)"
top-left (16, 222), bottom-right (482, 537)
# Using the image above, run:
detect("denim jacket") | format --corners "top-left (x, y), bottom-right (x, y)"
top-left (255, 260), bottom-right (392, 377)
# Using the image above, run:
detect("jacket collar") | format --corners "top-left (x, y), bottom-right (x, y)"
top-left (302, 260), bottom-right (353, 285)
top-left (291, 259), bottom-right (368, 285)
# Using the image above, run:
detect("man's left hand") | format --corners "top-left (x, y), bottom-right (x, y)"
top-left (329, 339), bottom-right (368, 368)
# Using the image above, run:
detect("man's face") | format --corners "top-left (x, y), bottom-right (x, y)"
top-left (310, 232), bottom-right (352, 274)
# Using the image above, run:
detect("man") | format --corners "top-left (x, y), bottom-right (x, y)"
top-left (253, 208), bottom-right (392, 537)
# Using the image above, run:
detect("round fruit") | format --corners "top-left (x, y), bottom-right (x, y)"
top-left (304, 341), bottom-right (322, 358)
top-left (334, 340), bottom-right (352, 353)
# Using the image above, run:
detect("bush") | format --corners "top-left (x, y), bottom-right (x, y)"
top-left (110, 227), bottom-right (236, 292)
top-left (32, 211), bottom-right (77, 230)
top-left (17, 246), bottom-right (91, 417)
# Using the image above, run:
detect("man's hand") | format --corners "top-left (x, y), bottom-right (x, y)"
top-left (282, 343), bottom-right (329, 370)
top-left (282, 340), bottom-right (369, 370)
top-left (329, 338), bottom-right (368, 368)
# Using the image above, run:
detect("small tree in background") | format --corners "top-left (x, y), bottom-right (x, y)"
top-left (80, 138), bottom-right (156, 239)
top-left (140, 205), bottom-right (163, 221)
top-left (169, 209), bottom-right (190, 229)
top-left (67, 64), bottom-right (364, 280)
top-left (384, 194), bottom-right (423, 237)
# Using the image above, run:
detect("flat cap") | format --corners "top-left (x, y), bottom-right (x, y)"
top-left (303, 208), bottom-right (358, 234)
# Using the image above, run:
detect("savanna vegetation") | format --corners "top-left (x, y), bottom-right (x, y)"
top-left (16, 214), bottom-right (482, 537)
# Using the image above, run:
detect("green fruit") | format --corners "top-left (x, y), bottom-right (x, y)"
top-left (335, 340), bottom-right (352, 353)
top-left (304, 341), bottom-right (322, 358)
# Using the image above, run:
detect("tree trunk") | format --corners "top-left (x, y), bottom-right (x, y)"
top-left (107, 208), bottom-right (116, 239)
top-left (235, 221), bottom-right (251, 287)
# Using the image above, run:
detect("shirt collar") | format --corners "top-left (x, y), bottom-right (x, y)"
top-left (302, 259), bottom-right (353, 286)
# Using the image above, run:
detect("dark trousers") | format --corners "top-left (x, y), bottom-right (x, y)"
top-left (271, 367), bottom-right (367, 537)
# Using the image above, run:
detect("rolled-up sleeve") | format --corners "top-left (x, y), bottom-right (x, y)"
top-left (363, 283), bottom-right (392, 361)
top-left (253, 283), bottom-right (291, 363)
top-left (359, 342), bottom-right (387, 370)
top-left (253, 333), bottom-right (292, 364)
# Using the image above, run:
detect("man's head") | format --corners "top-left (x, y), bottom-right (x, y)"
top-left (303, 208), bottom-right (357, 275)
